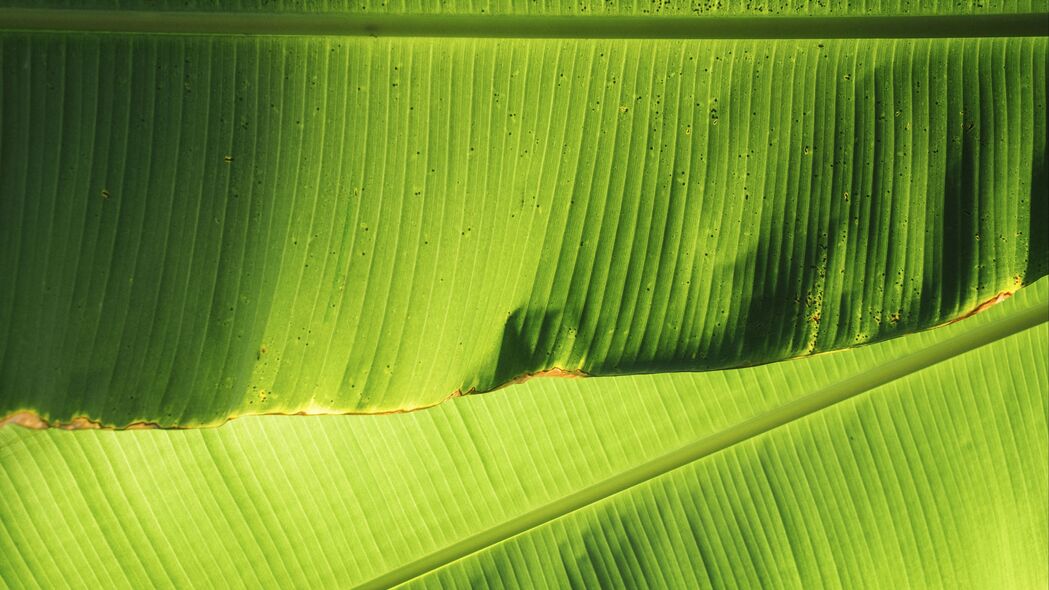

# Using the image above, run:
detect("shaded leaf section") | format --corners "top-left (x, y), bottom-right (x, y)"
top-left (1, 280), bottom-right (1045, 588)
top-left (0, 34), bottom-right (1046, 425)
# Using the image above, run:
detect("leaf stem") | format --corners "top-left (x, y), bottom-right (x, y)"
top-left (359, 303), bottom-right (1048, 589)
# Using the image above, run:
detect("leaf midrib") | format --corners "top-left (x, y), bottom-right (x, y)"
top-left (357, 303), bottom-right (1048, 589)
top-left (1, 10), bottom-right (1047, 39)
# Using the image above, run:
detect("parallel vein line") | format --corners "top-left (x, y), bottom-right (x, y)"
top-left (1, 11), bottom-right (1048, 39)
top-left (357, 303), bottom-right (1049, 589)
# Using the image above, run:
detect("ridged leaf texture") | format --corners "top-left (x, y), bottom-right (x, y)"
top-left (1, 1), bottom-right (1046, 426)
top-left (1, 3), bottom-right (1048, 588)
top-left (1, 278), bottom-right (1045, 587)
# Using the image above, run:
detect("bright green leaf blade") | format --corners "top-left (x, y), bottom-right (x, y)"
top-left (406, 315), bottom-right (1049, 590)
top-left (2, 279), bottom-right (1044, 587)
top-left (1, 22), bottom-right (1046, 425)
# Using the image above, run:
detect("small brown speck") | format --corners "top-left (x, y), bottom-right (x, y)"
top-left (101, 189), bottom-right (110, 200)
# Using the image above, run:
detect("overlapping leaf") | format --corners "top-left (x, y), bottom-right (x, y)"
top-left (1, 4), bottom-right (1047, 585)
top-left (1, 2), bottom-right (1045, 425)
top-left (1, 278), bottom-right (1044, 588)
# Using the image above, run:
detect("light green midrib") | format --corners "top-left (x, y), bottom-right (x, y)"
top-left (0, 10), bottom-right (1047, 38)
top-left (358, 303), bottom-right (1049, 590)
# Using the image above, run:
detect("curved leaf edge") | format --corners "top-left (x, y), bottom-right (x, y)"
top-left (0, 283), bottom-right (1036, 430)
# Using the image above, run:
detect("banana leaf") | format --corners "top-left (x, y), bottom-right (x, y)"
top-left (1, 2), bottom-right (1046, 426)
top-left (1, 276), bottom-right (1045, 587)
top-left (1, 3), bottom-right (1047, 587)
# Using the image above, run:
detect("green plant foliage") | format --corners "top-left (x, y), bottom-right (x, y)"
top-left (1, 278), bottom-right (1045, 588)
top-left (1, 4), bottom-right (1047, 586)
top-left (1, 2), bottom-right (1046, 426)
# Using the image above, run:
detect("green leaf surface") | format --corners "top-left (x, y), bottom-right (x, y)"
top-left (1, 278), bottom-right (1045, 588)
top-left (1, 5), bottom-right (1046, 425)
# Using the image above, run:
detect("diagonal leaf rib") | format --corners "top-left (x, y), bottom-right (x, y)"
top-left (0, 10), bottom-right (1047, 39)
top-left (359, 303), bottom-right (1049, 590)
